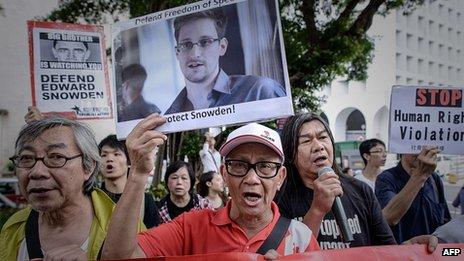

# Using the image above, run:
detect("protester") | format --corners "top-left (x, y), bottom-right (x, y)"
top-left (52, 40), bottom-right (90, 62)
top-left (356, 139), bottom-right (387, 191)
top-left (199, 132), bottom-right (221, 173)
top-left (157, 160), bottom-right (212, 223)
top-left (342, 167), bottom-right (354, 177)
top-left (119, 64), bottom-right (161, 121)
top-left (165, 9), bottom-right (285, 114)
top-left (98, 134), bottom-right (161, 228)
top-left (276, 113), bottom-right (396, 249)
top-left (102, 116), bottom-right (319, 259)
top-left (452, 185), bottom-right (464, 215)
top-left (197, 171), bottom-right (227, 209)
top-left (375, 148), bottom-right (451, 243)
top-left (1, 117), bottom-right (111, 260)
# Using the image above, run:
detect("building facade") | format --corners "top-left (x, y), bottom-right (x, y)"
top-left (320, 0), bottom-right (464, 170)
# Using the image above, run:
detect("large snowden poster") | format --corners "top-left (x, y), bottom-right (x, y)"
top-left (28, 21), bottom-right (113, 120)
top-left (112, 0), bottom-right (293, 138)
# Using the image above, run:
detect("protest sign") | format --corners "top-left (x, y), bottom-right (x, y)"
top-left (389, 85), bottom-right (464, 154)
top-left (112, 0), bottom-right (293, 138)
top-left (28, 21), bottom-right (113, 119)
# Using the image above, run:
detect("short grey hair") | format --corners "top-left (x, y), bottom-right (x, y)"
top-left (14, 116), bottom-right (101, 195)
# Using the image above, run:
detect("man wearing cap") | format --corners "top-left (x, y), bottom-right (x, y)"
top-left (102, 114), bottom-right (319, 259)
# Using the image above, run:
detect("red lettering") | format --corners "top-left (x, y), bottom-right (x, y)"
top-left (416, 89), bottom-right (427, 105)
top-left (439, 90), bottom-right (450, 105)
top-left (429, 89), bottom-right (439, 105)
top-left (451, 90), bottom-right (462, 106)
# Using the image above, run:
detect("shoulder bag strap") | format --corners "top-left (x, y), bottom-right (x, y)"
top-left (256, 216), bottom-right (291, 255)
top-left (25, 209), bottom-right (44, 259)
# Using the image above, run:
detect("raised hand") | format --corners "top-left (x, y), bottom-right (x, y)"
top-left (126, 114), bottom-right (167, 176)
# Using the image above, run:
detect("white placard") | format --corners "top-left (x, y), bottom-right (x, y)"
top-left (389, 85), bottom-right (464, 155)
top-left (112, 0), bottom-right (293, 137)
top-left (27, 21), bottom-right (113, 119)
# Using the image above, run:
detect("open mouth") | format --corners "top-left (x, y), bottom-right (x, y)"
top-left (313, 155), bottom-right (328, 165)
top-left (242, 192), bottom-right (262, 204)
top-left (105, 164), bottom-right (114, 172)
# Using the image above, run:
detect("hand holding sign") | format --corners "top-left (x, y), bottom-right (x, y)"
top-left (409, 147), bottom-right (439, 181)
top-left (126, 113), bottom-right (167, 176)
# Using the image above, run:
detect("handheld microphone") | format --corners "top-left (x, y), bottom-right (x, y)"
top-left (318, 166), bottom-right (354, 242)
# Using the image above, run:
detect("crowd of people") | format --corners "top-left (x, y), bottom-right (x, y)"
top-left (2, 105), bottom-right (464, 260)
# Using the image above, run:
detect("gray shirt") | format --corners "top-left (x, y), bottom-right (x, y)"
top-left (165, 70), bottom-right (286, 114)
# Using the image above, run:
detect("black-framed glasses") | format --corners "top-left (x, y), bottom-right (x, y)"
top-left (9, 154), bottom-right (82, 169)
top-left (176, 38), bottom-right (221, 53)
top-left (224, 159), bottom-right (282, 179)
top-left (369, 149), bottom-right (387, 155)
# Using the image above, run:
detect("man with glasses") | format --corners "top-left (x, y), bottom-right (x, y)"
top-left (356, 139), bottom-right (387, 191)
top-left (165, 9), bottom-right (285, 114)
top-left (375, 148), bottom-right (451, 243)
top-left (1, 117), bottom-right (118, 260)
top-left (102, 116), bottom-right (319, 259)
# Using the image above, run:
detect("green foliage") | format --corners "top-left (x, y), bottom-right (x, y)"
top-left (146, 182), bottom-right (168, 201)
top-left (179, 130), bottom-right (201, 162)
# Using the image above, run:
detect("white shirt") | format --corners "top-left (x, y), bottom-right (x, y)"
top-left (199, 143), bottom-right (221, 173)
top-left (17, 237), bottom-right (89, 261)
top-left (354, 174), bottom-right (376, 191)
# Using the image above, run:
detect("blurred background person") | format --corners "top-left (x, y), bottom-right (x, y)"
top-left (356, 139), bottom-right (387, 191)
top-left (199, 132), bottom-right (221, 173)
top-left (157, 160), bottom-right (212, 222)
top-left (197, 171), bottom-right (228, 209)
top-left (342, 167), bottom-right (354, 178)
top-left (98, 134), bottom-right (161, 228)
top-left (452, 185), bottom-right (464, 215)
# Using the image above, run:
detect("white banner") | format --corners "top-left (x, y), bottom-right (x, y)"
top-left (112, 0), bottom-right (293, 137)
top-left (28, 21), bottom-right (113, 120)
top-left (389, 85), bottom-right (464, 155)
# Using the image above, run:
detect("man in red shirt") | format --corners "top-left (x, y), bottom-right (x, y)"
top-left (102, 114), bottom-right (319, 259)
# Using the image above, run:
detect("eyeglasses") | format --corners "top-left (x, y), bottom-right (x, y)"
top-left (224, 159), bottom-right (282, 179)
top-left (369, 150), bottom-right (387, 155)
top-left (176, 38), bottom-right (221, 53)
top-left (9, 154), bottom-right (82, 169)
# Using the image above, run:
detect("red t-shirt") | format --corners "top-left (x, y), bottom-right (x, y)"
top-left (138, 202), bottom-right (319, 257)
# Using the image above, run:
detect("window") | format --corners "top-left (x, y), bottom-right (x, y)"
top-left (418, 37), bottom-right (425, 53)
top-left (406, 34), bottom-right (414, 50)
top-left (428, 61), bottom-right (435, 75)
top-left (428, 40), bottom-right (435, 56)
top-left (406, 56), bottom-right (414, 72)
top-left (418, 59), bottom-right (425, 74)
top-left (418, 16), bottom-right (426, 34)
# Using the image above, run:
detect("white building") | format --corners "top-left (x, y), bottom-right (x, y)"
top-left (320, 0), bottom-right (464, 171)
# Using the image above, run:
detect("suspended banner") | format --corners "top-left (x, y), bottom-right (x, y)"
top-left (389, 85), bottom-right (464, 155)
top-left (112, 0), bottom-right (293, 138)
top-left (105, 244), bottom-right (463, 260)
top-left (27, 21), bottom-right (113, 120)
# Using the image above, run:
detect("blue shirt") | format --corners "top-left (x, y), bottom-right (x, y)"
top-left (165, 70), bottom-right (286, 114)
top-left (375, 163), bottom-right (451, 243)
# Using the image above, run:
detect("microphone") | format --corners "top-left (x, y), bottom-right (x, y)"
top-left (318, 166), bottom-right (354, 242)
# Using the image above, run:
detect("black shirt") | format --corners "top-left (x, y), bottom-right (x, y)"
top-left (100, 185), bottom-right (161, 228)
top-left (277, 175), bottom-right (396, 249)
